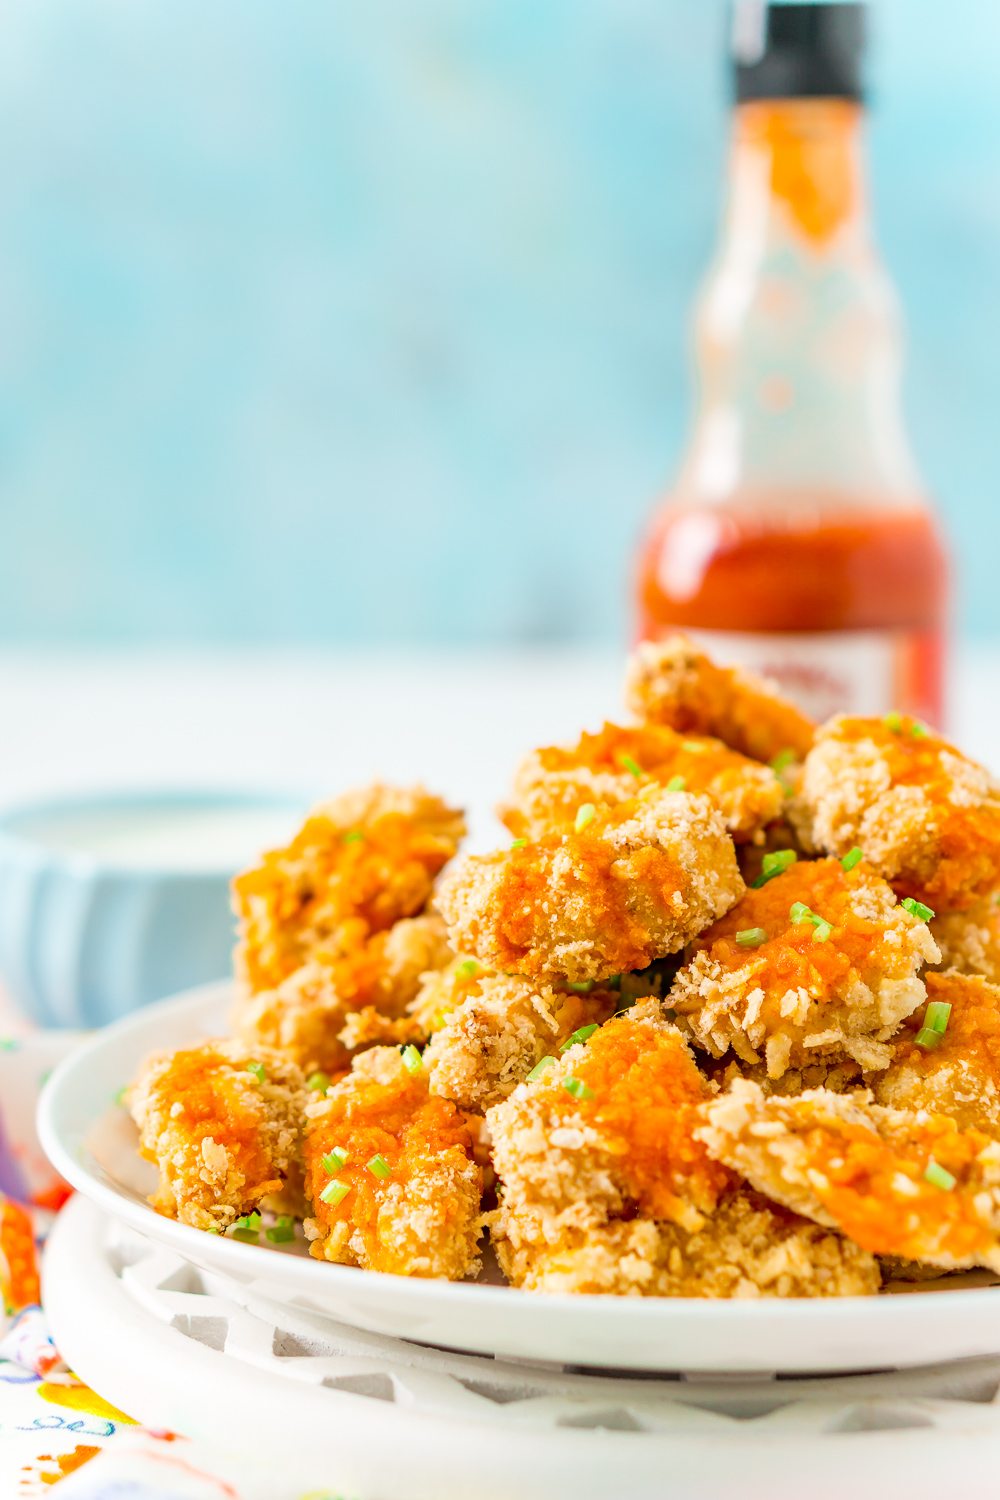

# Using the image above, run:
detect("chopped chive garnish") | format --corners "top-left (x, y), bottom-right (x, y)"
top-left (266, 1216), bottom-right (296, 1244)
top-left (925, 1000), bottom-right (952, 1034)
top-left (565, 979), bottom-right (595, 993)
top-left (246, 1061), bottom-right (266, 1084)
top-left (574, 803), bottom-right (597, 832)
top-left (752, 849), bottom-right (797, 887)
top-left (914, 1027), bottom-right (943, 1050)
top-left (343, 830), bottom-right (364, 844)
top-left (367, 1154), bottom-right (391, 1179)
top-left (841, 847), bottom-right (863, 872)
top-left (206, 1226), bottom-right (221, 1234)
top-left (770, 749), bottom-right (795, 773)
top-left (233, 1212), bottom-right (261, 1229)
top-left (621, 754), bottom-right (642, 779)
top-left (560, 1024), bottom-right (599, 1052)
top-left (232, 1228), bottom-right (259, 1243)
top-left (811, 920), bottom-right (832, 943)
top-left (789, 902), bottom-right (812, 924)
top-left (401, 1044), bottom-right (422, 1074)
top-left (901, 897), bottom-right (935, 922)
top-left (526, 1056), bottom-right (556, 1082)
top-left (113, 1086), bottom-right (127, 1106)
top-left (606, 974), bottom-right (622, 991)
top-left (924, 1159), bottom-right (956, 1192)
top-left (735, 928), bottom-right (767, 948)
top-left (306, 1071), bottom-right (331, 1092)
top-left (562, 1076), bottom-right (595, 1101)
top-left (666, 775), bottom-right (687, 792)
top-left (511, 838), bottom-right (528, 849)
top-left (232, 1211), bottom-right (261, 1242)
top-left (320, 1178), bottom-right (350, 1207)
top-left (910, 722), bottom-right (929, 738)
top-left (456, 959), bottom-right (480, 977)
top-left (884, 711), bottom-right (902, 732)
top-left (322, 1147), bottom-right (350, 1174)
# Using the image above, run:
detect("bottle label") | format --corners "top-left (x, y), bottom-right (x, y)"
top-left (668, 627), bottom-right (944, 728)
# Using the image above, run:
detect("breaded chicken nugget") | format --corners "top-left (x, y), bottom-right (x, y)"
top-left (700, 1079), bottom-right (1000, 1272)
top-left (303, 1046), bottom-right (482, 1278)
top-left (503, 721), bottom-right (783, 845)
top-left (232, 783), bottom-right (464, 994)
top-left (488, 1001), bottom-right (875, 1296)
top-left (794, 716), bottom-right (1000, 913)
top-left (671, 857), bottom-right (939, 1079)
top-left (234, 913), bottom-right (451, 1076)
top-left (624, 637), bottom-right (814, 764)
top-left (496, 1189), bottom-right (878, 1298)
top-left (437, 787), bottom-right (744, 985)
top-left (129, 1039), bottom-right (307, 1231)
top-left (930, 897), bottom-right (1000, 982)
top-left (423, 972), bottom-right (619, 1112)
top-left (873, 971), bottom-right (1000, 1134)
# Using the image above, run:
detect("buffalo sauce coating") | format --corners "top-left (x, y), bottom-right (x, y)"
top-left (540, 1015), bottom-right (731, 1224)
top-left (140, 1047), bottom-right (280, 1197)
top-left (305, 1071), bottom-right (475, 1274)
top-left (892, 972), bottom-right (1000, 1086)
top-left (539, 721), bottom-right (763, 794)
top-left (684, 859), bottom-right (904, 1000)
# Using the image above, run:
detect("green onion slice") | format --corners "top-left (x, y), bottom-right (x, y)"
top-left (306, 1071), bottom-right (331, 1092)
top-left (841, 847), bottom-right (863, 872)
top-left (266, 1216), bottom-right (296, 1244)
top-left (511, 838), bottom-right (528, 849)
top-left (884, 711), bottom-right (902, 732)
top-left (811, 920), bottom-right (832, 943)
top-left (322, 1147), bottom-right (350, 1175)
top-left (233, 1212), bottom-right (261, 1229)
top-left (901, 897), bottom-right (935, 922)
top-left (320, 1179), bottom-right (350, 1207)
top-left (343, 830), bottom-right (364, 844)
top-left (232, 1228), bottom-right (259, 1243)
top-left (914, 1027), bottom-right (943, 1051)
top-left (246, 1061), bottom-right (266, 1084)
top-left (526, 1056), bottom-right (556, 1082)
top-left (560, 1024), bottom-right (599, 1052)
top-left (574, 803), bottom-right (597, 832)
top-left (113, 1086), bottom-right (127, 1106)
top-left (621, 754), bottom-right (642, 779)
top-left (665, 775), bottom-right (686, 793)
top-left (789, 902), bottom-right (813, 924)
top-left (401, 1045), bottom-right (422, 1074)
top-left (752, 849), bottom-right (797, 888)
top-left (562, 1076), bottom-right (596, 1102)
top-left (565, 979), bottom-right (595, 994)
top-left (924, 1159), bottom-right (956, 1191)
top-left (925, 1000), bottom-right (952, 1035)
top-left (367, 1154), bottom-right (391, 1179)
top-left (456, 959), bottom-right (480, 977)
top-left (910, 721), bottom-right (929, 738)
top-left (735, 928), bottom-right (767, 948)
top-left (770, 749), bottom-right (795, 773)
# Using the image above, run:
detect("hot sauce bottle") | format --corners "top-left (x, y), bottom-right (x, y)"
top-left (636, 3), bottom-right (948, 726)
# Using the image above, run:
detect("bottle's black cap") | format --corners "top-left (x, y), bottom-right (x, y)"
top-left (732, 3), bottom-right (866, 103)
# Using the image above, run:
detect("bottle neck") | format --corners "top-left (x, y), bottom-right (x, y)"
top-left (676, 98), bottom-right (925, 514)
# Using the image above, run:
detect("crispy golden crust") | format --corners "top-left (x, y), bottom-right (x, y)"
top-left (873, 971), bottom-right (1000, 1134)
top-left (624, 637), bottom-right (815, 764)
top-left (303, 1047), bottom-right (482, 1279)
top-left (930, 898), bottom-right (1000, 982)
top-left (129, 1039), bottom-right (307, 1231)
top-left (232, 914), bottom-right (452, 1075)
top-left (699, 1079), bottom-right (1000, 1272)
top-left (423, 973), bottom-right (619, 1112)
top-left (672, 858), bottom-right (938, 1079)
top-left (794, 716), bottom-right (1000, 913)
top-left (493, 1188), bottom-right (879, 1298)
top-left (487, 1001), bottom-right (731, 1246)
top-left (437, 787), bottom-right (744, 985)
top-left (232, 784), bottom-right (464, 994)
top-left (504, 721), bottom-right (783, 844)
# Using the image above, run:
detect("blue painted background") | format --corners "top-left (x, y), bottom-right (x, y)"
top-left (0, 0), bottom-right (996, 645)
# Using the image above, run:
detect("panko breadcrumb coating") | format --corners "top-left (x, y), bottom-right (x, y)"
top-left (303, 1046), bottom-right (482, 1278)
top-left (129, 1039), bottom-right (307, 1231)
top-left (437, 786), bottom-right (744, 985)
top-left (930, 898), bottom-right (1000, 982)
top-left (700, 1079), bottom-right (1000, 1272)
top-left (624, 637), bottom-right (815, 764)
top-left (423, 972), bottom-right (619, 1112)
top-left (672, 857), bottom-right (938, 1079)
top-left (503, 721), bottom-right (783, 844)
top-left (232, 783), bottom-right (464, 994)
top-left (793, 716), bottom-right (1000, 913)
top-left (873, 971), bottom-right (1000, 1134)
top-left (233, 913), bottom-right (452, 1076)
top-left (495, 1188), bottom-right (878, 1298)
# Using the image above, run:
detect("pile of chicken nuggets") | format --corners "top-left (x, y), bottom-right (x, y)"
top-left (128, 638), bottom-right (1000, 1299)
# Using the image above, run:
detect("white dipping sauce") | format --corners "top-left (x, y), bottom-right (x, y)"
top-left (13, 803), bottom-right (302, 872)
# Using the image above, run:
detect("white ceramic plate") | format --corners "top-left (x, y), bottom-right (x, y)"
top-left (37, 982), bottom-right (1000, 1374)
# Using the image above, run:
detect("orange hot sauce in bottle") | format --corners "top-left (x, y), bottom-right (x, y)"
top-left (636, 4), bottom-right (948, 727)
